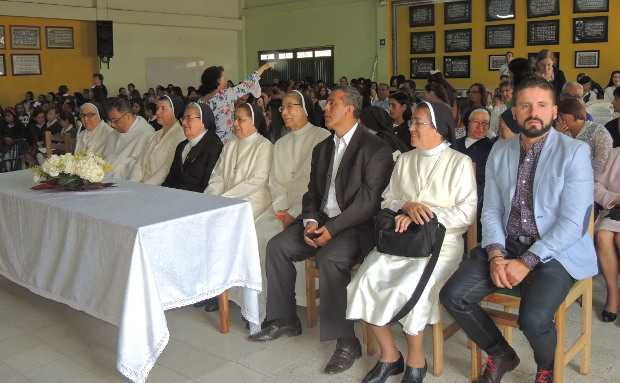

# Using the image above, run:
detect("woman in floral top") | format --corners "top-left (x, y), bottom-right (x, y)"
top-left (199, 63), bottom-right (273, 142)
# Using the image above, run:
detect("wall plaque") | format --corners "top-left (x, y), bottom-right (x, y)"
top-left (0, 26), bottom-right (5, 49)
top-left (575, 50), bottom-right (600, 68)
top-left (488, 55), bottom-right (507, 71)
top-left (444, 55), bottom-right (470, 78)
top-left (574, 0), bottom-right (609, 13)
top-left (409, 5), bottom-right (434, 27)
top-left (0, 55), bottom-right (5, 76)
top-left (10, 26), bottom-right (40, 49)
top-left (486, 24), bottom-right (514, 48)
top-left (444, 1), bottom-right (471, 24)
top-left (12, 54), bottom-right (41, 76)
top-left (527, 20), bottom-right (560, 45)
top-left (410, 31), bottom-right (435, 54)
top-left (445, 28), bottom-right (472, 52)
top-left (46, 27), bottom-right (74, 49)
top-left (527, 0), bottom-right (559, 18)
top-left (573, 16), bottom-right (608, 43)
top-left (410, 57), bottom-right (435, 79)
top-left (486, 0), bottom-right (515, 21)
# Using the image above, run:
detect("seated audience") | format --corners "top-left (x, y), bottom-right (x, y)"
top-left (58, 111), bottom-right (77, 137)
top-left (604, 70), bottom-right (620, 103)
top-left (561, 81), bottom-right (584, 101)
top-left (462, 83), bottom-right (488, 128)
top-left (605, 87), bottom-right (620, 147)
top-left (74, 102), bottom-right (114, 156)
top-left (557, 97), bottom-right (613, 180)
top-left (388, 92), bottom-right (413, 150)
top-left (594, 147), bottom-right (620, 322)
top-left (498, 108), bottom-right (519, 141)
top-left (249, 87), bottom-right (394, 376)
top-left (91, 73), bottom-right (108, 103)
top-left (372, 83), bottom-right (390, 113)
top-left (103, 97), bottom-right (154, 180)
top-left (45, 108), bottom-right (62, 136)
top-left (578, 76), bottom-right (600, 104)
top-left (130, 96), bottom-right (186, 185)
top-left (162, 102), bottom-right (222, 192)
top-left (347, 100), bottom-right (476, 383)
top-left (441, 77), bottom-right (597, 383)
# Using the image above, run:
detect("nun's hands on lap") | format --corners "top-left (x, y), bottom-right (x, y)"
top-left (402, 201), bottom-right (434, 225)
top-left (394, 214), bottom-right (412, 233)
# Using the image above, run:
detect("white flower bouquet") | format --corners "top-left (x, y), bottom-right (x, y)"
top-left (31, 152), bottom-right (113, 191)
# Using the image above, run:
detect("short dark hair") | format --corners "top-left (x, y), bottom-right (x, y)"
top-left (388, 91), bottom-right (413, 121)
top-left (334, 86), bottom-right (362, 118)
top-left (514, 76), bottom-right (556, 103)
top-left (558, 97), bottom-right (587, 121)
top-left (93, 73), bottom-right (104, 81)
top-left (200, 66), bottom-right (224, 95)
top-left (105, 97), bottom-right (132, 114)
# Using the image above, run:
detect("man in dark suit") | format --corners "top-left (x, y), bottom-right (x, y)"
top-left (249, 87), bottom-right (394, 374)
top-left (454, 108), bottom-right (495, 240)
top-left (163, 102), bottom-right (223, 192)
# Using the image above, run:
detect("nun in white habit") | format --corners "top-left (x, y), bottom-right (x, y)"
top-left (254, 90), bottom-right (331, 310)
top-left (130, 96), bottom-right (186, 185)
top-left (74, 102), bottom-right (114, 156)
top-left (346, 100), bottom-right (477, 382)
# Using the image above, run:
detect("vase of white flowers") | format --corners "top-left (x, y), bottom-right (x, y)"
top-left (31, 152), bottom-right (113, 191)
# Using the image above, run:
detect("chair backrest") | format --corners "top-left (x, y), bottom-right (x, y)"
top-left (44, 131), bottom-right (76, 156)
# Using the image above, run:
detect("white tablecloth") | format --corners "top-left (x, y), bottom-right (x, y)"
top-left (0, 170), bottom-right (262, 382)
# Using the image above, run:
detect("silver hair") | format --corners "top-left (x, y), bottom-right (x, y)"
top-left (561, 81), bottom-right (583, 94)
top-left (469, 108), bottom-right (490, 120)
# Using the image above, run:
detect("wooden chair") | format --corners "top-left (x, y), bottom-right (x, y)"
top-left (217, 291), bottom-right (230, 334)
top-left (469, 212), bottom-right (594, 383)
top-left (304, 221), bottom-right (479, 377)
top-left (44, 131), bottom-right (76, 156)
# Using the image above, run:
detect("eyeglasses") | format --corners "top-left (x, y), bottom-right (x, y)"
top-left (181, 115), bottom-right (201, 122)
top-left (410, 119), bottom-right (432, 128)
top-left (109, 112), bottom-right (128, 125)
top-left (469, 121), bottom-right (489, 128)
top-left (79, 112), bottom-right (98, 119)
top-left (278, 103), bottom-right (302, 113)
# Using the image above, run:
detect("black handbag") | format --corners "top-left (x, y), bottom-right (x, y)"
top-left (608, 207), bottom-right (620, 221)
top-left (373, 208), bottom-right (446, 324)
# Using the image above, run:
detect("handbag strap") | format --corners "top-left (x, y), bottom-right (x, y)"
top-left (389, 221), bottom-right (446, 324)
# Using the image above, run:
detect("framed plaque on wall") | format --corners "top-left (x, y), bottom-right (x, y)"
top-left (46, 26), bottom-right (74, 49)
top-left (574, 0), bottom-right (609, 13)
top-left (486, 0), bottom-right (515, 21)
top-left (444, 28), bottom-right (472, 53)
top-left (486, 24), bottom-right (514, 48)
top-left (0, 26), bottom-right (5, 49)
top-left (573, 16), bottom-right (608, 43)
top-left (527, 0), bottom-right (559, 18)
top-left (11, 54), bottom-right (41, 76)
top-left (444, 56), bottom-right (470, 78)
top-left (488, 55), bottom-right (507, 71)
top-left (410, 31), bottom-right (435, 54)
top-left (10, 26), bottom-right (40, 49)
top-left (575, 50), bottom-right (600, 68)
top-left (409, 5), bottom-right (434, 27)
top-left (410, 57), bottom-right (435, 79)
top-left (527, 20), bottom-right (560, 45)
top-left (444, 1), bottom-right (471, 24)
top-left (0, 55), bottom-right (5, 76)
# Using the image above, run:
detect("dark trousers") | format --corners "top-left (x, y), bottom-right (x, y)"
top-left (440, 246), bottom-right (574, 369)
top-left (265, 221), bottom-right (369, 341)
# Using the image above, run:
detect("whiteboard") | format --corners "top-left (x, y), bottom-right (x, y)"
top-left (145, 57), bottom-right (207, 90)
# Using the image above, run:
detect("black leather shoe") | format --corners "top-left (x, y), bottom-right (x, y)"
top-left (362, 352), bottom-right (404, 383)
top-left (247, 318), bottom-right (302, 342)
top-left (203, 297), bottom-right (219, 312)
top-left (601, 310), bottom-right (618, 322)
top-left (401, 360), bottom-right (427, 383)
top-left (475, 351), bottom-right (520, 383)
top-left (324, 337), bottom-right (362, 374)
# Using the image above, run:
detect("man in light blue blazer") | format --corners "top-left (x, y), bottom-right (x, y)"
top-left (441, 77), bottom-right (597, 383)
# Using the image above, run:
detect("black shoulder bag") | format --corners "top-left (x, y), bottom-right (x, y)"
top-left (373, 208), bottom-right (446, 324)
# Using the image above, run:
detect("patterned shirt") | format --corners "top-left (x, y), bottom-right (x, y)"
top-left (487, 135), bottom-right (548, 269)
top-left (200, 72), bottom-right (261, 143)
top-left (574, 120), bottom-right (613, 180)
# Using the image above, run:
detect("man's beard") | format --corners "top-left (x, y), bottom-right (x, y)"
top-left (518, 117), bottom-right (552, 138)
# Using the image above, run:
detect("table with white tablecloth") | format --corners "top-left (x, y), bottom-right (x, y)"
top-left (0, 170), bottom-right (262, 383)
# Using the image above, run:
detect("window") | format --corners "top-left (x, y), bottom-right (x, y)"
top-left (260, 53), bottom-right (275, 60)
top-left (314, 50), bottom-right (332, 57)
top-left (296, 51), bottom-right (313, 59)
top-left (277, 52), bottom-right (294, 59)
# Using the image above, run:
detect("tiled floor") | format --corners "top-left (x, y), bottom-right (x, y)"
top-left (0, 275), bottom-right (618, 383)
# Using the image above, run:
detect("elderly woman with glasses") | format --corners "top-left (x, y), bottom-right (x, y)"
top-left (347, 100), bottom-right (476, 383)
top-left (74, 102), bottom-right (115, 156)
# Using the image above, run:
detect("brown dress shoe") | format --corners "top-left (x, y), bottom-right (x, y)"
top-left (475, 351), bottom-right (520, 383)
